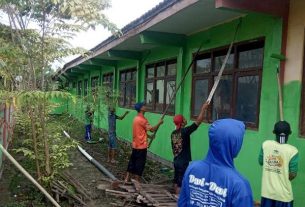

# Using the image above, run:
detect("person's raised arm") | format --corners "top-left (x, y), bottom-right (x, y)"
top-left (194, 102), bottom-right (209, 126)
top-left (117, 111), bottom-right (129, 120)
top-left (149, 119), bottom-right (164, 132)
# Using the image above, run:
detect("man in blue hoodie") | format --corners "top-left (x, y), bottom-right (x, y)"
top-left (178, 119), bottom-right (253, 207)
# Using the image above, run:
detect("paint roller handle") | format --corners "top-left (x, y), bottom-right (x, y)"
top-left (276, 66), bottom-right (284, 121)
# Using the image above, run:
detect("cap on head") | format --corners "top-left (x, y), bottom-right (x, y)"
top-left (173, 114), bottom-right (184, 130)
top-left (273, 121), bottom-right (291, 136)
top-left (134, 101), bottom-right (145, 112)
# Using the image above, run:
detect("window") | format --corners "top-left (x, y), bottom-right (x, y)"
top-left (84, 79), bottom-right (88, 96)
top-left (91, 76), bottom-right (99, 94)
top-left (145, 59), bottom-right (176, 114)
top-left (300, 38), bottom-right (305, 136)
top-left (72, 82), bottom-right (76, 88)
top-left (119, 69), bottom-right (136, 108)
top-left (191, 39), bottom-right (264, 128)
top-left (77, 81), bottom-right (82, 96)
top-left (102, 73), bottom-right (113, 89)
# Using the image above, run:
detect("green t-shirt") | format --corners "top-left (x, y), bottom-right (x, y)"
top-left (85, 109), bottom-right (93, 125)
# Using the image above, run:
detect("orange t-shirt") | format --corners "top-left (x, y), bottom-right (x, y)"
top-left (132, 113), bottom-right (152, 149)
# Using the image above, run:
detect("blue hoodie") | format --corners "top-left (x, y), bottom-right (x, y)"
top-left (178, 119), bottom-right (253, 207)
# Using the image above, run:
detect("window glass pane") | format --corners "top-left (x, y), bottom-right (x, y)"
top-left (239, 48), bottom-right (263, 69)
top-left (155, 80), bottom-right (165, 112)
top-left (131, 82), bottom-right (136, 106)
top-left (91, 77), bottom-right (99, 94)
top-left (126, 71), bottom-right (132, 80)
top-left (212, 75), bottom-right (232, 120)
top-left (236, 76), bottom-right (259, 123)
top-left (84, 79), bottom-right (88, 96)
top-left (132, 71), bottom-right (137, 80)
top-left (119, 83), bottom-right (125, 106)
top-left (110, 74), bottom-right (113, 83)
top-left (125, 82), bottom-right (136, 107)
top-left (157, 65), bottom-right (165, 77)
top-left (214, 53), bottom-right (234, 71)
top-left (166, 80), bottom-right (176, 113)
top-left (78, 81), bottom-right (82, 96)
top-left (196, 58), bottom-right (211, 73)
top-left (193, 79), bottom-right (209, 116)
top-left (167, 63), bottom-right (177, 76)
top-left (147, 67), bottom-right (154, 78)
top-left (120, 73), bottom-right (125, 81)
top-left (146, 82), bottom-right (153, 107)
top-left (126, 83), bottom-right (132, 106)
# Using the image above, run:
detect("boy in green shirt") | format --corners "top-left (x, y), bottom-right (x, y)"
top-left (84, 105), bottom-right (94, 141)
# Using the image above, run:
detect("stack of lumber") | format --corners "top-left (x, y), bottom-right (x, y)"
top-left (105, 180), bottom-right (177, 207)
top-left (51, 172), bottom-right (92, 206)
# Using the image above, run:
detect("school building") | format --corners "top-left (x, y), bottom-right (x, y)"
top-left (55, 0), bottom-right (305, 205)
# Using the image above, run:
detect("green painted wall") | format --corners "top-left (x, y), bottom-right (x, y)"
top-left (51, 97), bottom-right (68, 114)
top-left (64, 13), bottom-right (305, 206)
top-left (282, 81), bottom-right (305, 207)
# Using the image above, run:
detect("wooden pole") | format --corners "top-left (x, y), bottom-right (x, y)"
top-left (0, 144), bottom-right (61, 207)
top-left (277, 67), bottom-right (284, 121)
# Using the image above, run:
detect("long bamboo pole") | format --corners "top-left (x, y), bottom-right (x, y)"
top-left (0, 144), bottom-right (61, 207)
top-left (148, 19), bottom-right (242, 147)
top-left (277, 67), bottom-right (284, 121)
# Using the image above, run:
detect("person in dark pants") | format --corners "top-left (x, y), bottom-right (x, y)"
top-left (124, 102), bottom-right (163, 182)
top-left (84, 104), bottom-right (94, 141)
top-left (259, 121), bottom-right (299, 207)
top-left (107, 107), bottom-right (129, 163)
top-left (171, 102), bottom-right (209, 195)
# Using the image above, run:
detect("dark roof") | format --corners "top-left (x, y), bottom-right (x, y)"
top-left (62, 0), bottom-right (179, 70)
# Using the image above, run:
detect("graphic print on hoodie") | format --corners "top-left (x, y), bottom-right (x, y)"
top-left (178, 119), bottom-right (253, 207)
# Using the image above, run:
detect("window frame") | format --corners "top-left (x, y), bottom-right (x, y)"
top-left (145, 59), bottom-right (177, 115)
top-left (191, 38), bottom-right (265, 128)
top-left (91, 76), bottom-right (99, 94)
top-left (119, 69), bottom-right (137, 109)
top-left (77, 80), bottom-right (82, 96)
top-left (84, 79), bottom-right (88, 96)
top-left (102, 72), bottom-right (114, 89)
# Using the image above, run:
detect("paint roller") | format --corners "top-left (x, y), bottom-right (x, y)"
top-left (270, 53), bottom-right (286, 121)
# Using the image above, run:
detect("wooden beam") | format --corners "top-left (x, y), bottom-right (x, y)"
top-left (61, 73), bottom-right (76, 81)
top-left (107, 50), bottom-right (142, 61)
top-left (74, 65), bottom-right (92, 71)
top-left (62, 71), bottom-right (78, 78)
top-left (215, 0), bottom-right (288, 17)
top-left (140, 31), bottom-right (186, 47)
top-left (68, 69), bottom-right (86, 75)
top-left (90, 58), bottom-right (117, 67)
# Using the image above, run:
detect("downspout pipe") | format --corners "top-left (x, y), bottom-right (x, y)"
top-left (63, 131), bottom-right (117, 181)
top-left (77, 145), bottom-right (117, 180)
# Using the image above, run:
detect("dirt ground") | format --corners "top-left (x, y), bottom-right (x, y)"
top-left (0, 114), bottom-right (173, 207)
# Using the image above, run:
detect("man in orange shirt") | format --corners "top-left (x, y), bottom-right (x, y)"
top-left (124, 102), bottom-right (163, 182)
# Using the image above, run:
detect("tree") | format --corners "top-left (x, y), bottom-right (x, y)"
top-left (0, 0), bottom-right (120, 188)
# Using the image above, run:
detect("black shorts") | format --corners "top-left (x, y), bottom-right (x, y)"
top-left (127, 148), bottom-right (147, 176)
top-left (173, 161), bottom-right (189, 187)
